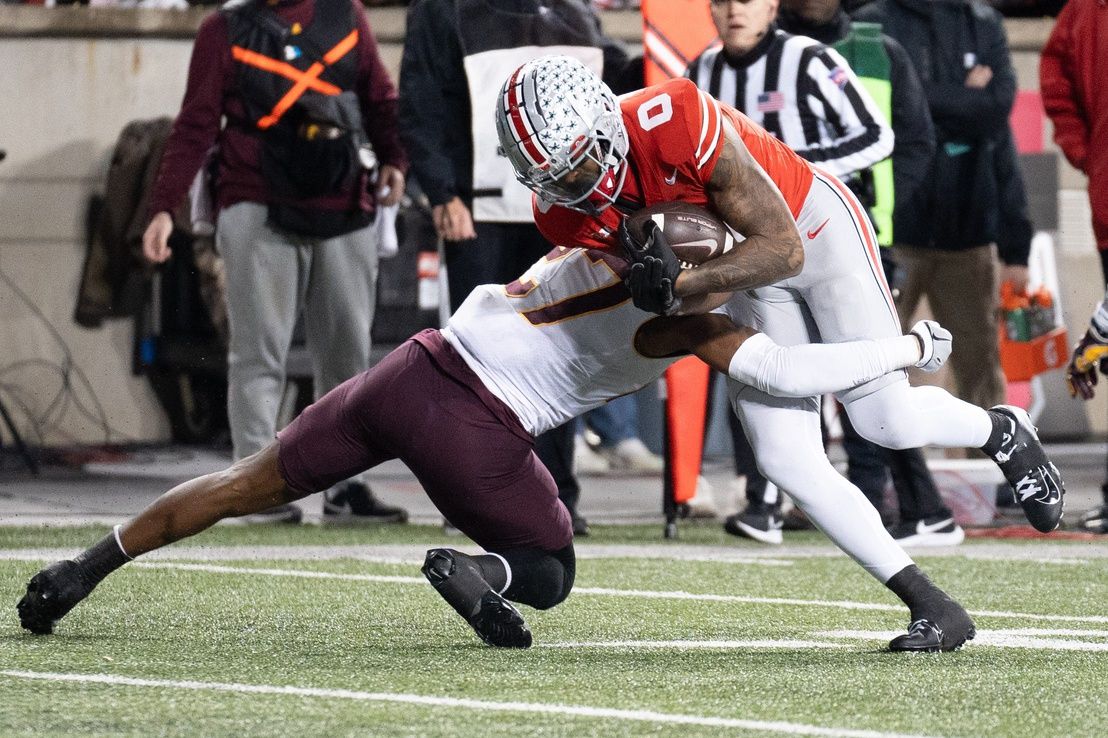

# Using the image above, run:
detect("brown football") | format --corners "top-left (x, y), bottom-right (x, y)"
top-left (624, 201), bottom-right (735, 268)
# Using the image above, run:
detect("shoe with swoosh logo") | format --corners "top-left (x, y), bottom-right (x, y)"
top-left (983, 405), bottom-right (1065, 532)
top-left (889, 594), bottom-right (975, 653)
top-left (887, 516), bottom-right (965, 547)
top-left (723, 504), bottom-right (783, 545)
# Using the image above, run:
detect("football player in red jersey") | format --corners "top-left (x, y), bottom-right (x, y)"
top-left (498, 55), bottom-right (1066, 652)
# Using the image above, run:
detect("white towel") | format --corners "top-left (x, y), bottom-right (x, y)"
top-left (375, 201), bottom-right (400, 259)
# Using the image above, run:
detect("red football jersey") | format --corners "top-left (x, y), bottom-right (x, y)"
top-left (534, 78), bottom-right (814, 251)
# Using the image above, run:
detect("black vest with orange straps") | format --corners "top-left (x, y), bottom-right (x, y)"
top-left (223, 0), bottom-right (371, 237)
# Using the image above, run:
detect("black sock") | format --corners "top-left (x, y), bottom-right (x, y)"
top-left (498, 545), bottom-right (576, 610)
top-left (884, 564), bottom-right (947, 619)
top-left (72, 528), bottom-right (132, 588)
top-left (466, 553), bottom-right (509, 593)
top-left (980, 409), bottom-right (1008, 457)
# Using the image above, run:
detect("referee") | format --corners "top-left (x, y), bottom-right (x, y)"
top-left (687, 0), bottom-right (892, 181)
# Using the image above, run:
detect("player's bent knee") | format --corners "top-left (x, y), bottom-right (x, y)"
top-left (847, 412), bottom-right (921, 450)
top-left (500, 545), bottom-right (576, 610)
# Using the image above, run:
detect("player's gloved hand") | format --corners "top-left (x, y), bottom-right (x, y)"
top-left (619, 218), bottom-right (683, 315)
top-left (1066, 329), bottom-right (1108, 400)
top-left (627, 257), bottom-right (682, 315)
top-left (619, 218), bottom-right (682, 281)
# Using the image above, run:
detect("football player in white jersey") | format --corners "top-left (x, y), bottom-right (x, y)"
top-left (18, 244), bottom-right (948, 650)
top-left (499, 55), bottom-right (1066, 651)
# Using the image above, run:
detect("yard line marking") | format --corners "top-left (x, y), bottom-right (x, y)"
top-left (973, 628), bottom-right (1108, 637)
top-left (574, 587), bottom-right (904, 611)
top-left (133, 562), bottom-right (424, 584)
top-left (960, 609), bottom-right (1108, 625)
top-left (0, 547), bottom-right (795, 567)
top-left (964, 555), bottom-right (1090, 566)
top-left (127, 562), bottom-right (1108, 625)
top-left (575, 588), bottom-right (1108, 625)
top-left (820, 630), bottom-right (1108, 652)
top-left (542, 639), bottom-right (848, 650)
top-left (0, 670), bottom-right (949, 738)
top-left (578, 554), bottom-right (795, 567)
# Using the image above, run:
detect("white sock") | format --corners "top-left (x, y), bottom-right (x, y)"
top-left (486, 552), bottom-right (512, 595)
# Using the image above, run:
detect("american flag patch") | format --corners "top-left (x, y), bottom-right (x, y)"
top-left (829, 66), bottom-right (849, 89)
top-left (756, 91), bottom-right (785, 112)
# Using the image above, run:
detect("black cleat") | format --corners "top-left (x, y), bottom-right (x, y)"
top-left (323, 482), bottom-right (408, 524)
top-left (422, 548), bottom-right (532, 648)
top-left (469, 592), bottom-right (533, 649)
top-left (985, 405), bottom-right (1064, 532)
top-left (17, 560), bottom-right (95, 635)
top-left (724, 505), bottom-right (783, 545)
top-left (889, 598), bottom-right (976, 653)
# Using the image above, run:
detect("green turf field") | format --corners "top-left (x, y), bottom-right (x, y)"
top-left (1, 523), bottom-right (1105, 737)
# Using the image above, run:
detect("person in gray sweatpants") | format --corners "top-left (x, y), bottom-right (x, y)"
top-left (141, 0), bottom-right (409, 524)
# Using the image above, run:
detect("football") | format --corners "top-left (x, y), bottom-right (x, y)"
top-left (624, 201), bottom-right (735, 268)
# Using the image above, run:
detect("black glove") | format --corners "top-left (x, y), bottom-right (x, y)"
top-left (619, 218), bottom-right (683, 315)
top-left (626, 257), bottom-right (681, 315)
top-left (1066, 328), bottom-right (1108, 400)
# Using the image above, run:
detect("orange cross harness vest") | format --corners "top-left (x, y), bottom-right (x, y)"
top-left (223, 0), bottom-right (371, 237)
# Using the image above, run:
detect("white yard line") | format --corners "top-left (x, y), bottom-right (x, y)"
top-left (572, 586), bottom-right (1108, 625)
top-left (541, 639), bottom-right (849, 650)
top-left (0, 670), bottom-right (948, 738)
top-left (0, 546), bottom-right (794, 567)
top-left (123, 561), bottom-right (1108, 627)
top-left (133, 561), bottom-right (424, 584)
top-left (819, 630), bottom-right (1108, 652)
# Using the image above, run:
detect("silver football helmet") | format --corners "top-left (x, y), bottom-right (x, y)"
top-left (496, 55), bottom-right (629, 214)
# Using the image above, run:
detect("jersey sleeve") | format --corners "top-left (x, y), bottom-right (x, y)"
top-left (668, 78), bottom-right (725, 184)
top-left (690, 84), bottom-right (725, 180)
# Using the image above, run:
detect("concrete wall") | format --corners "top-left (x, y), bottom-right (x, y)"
top-left (0, 7), bottom-right (1101, 446)
top-left (0, 33), bottom-right (196, 447)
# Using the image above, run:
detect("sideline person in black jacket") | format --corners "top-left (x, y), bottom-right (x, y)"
top-left (854, 0), bottom-right (1029, 413)
top-left (780, 0), bottom-right (967, 547)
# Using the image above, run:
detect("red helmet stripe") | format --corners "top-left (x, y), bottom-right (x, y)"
top-left (505, 67), bottom-right (547, 168)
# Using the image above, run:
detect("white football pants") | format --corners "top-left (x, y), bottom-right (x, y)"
top-left (721, 171), bottom-right (994, 582)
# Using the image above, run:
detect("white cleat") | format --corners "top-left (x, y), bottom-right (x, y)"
top-left (911, 320), bottom-right (952, 372)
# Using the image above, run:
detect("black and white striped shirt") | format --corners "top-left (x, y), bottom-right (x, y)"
top-left (1090, 290), bottom-right (1108, 342)
top-left (685, 27), bottom-right (892, 179)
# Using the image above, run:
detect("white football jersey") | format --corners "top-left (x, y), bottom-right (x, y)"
top-left (442, 246), bottom-right (676, 436)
